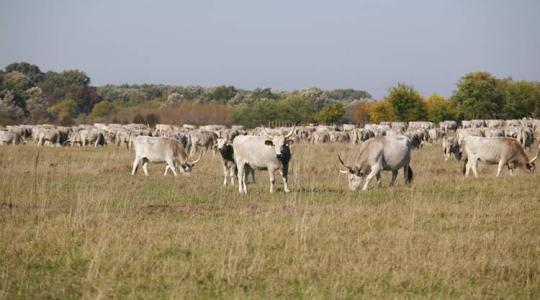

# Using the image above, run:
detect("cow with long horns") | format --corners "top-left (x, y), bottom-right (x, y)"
top-left (233, 126), bottom-right (295, 193)
top-left (461, 136), bottom-right (539, 177)
top-left (337, 135), bottom-right (413, 191)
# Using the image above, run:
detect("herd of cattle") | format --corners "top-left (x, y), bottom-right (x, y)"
top-left (1, 119), bottom-right (539, 193)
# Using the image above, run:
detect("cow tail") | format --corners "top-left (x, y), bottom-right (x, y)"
top-left (462, 158), bottom-right (468, 175)
top-left (405, 165), bottom-right (413, 185)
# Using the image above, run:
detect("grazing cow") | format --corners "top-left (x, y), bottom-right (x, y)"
top-left (442, 136), bottom-right (461, 161)
top-left (131, 136), bottom-right (202, 176)
top-left (36, 128), bottom-right (61, 146)
top-left (233, 126), bottom-right (295, 193)
top-left (69, 128), bottom-right (105, 147)
top-left (461, 136), bottom-right (539, 177)
top-left (189, 130), bottom-right (218, 156)
top-left (0, 131), bottom-right (22, 145)
top-left (216, 138), bottom-right (255, 186)
top-left (518, 127), bottom-right (534, 150)
top-left (337, 135), bottom-right (413, 191)
top-left (439, 120), bottom-right (458, 132)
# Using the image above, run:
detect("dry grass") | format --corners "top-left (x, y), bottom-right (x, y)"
top-left (0, 142), bottom-right (539, 299)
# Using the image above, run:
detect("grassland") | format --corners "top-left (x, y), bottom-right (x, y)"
top-left (0, 142), bottom-right (539, 299)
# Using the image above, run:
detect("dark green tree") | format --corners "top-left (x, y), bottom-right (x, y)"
top-left (451, 72), bottom-right (504, 120)
top-left (503, 80), bottom-right (540, 118)
top-left (386, 83), bottom-right (427, 121)
top-left (315, 102), bottom-right (346, 124)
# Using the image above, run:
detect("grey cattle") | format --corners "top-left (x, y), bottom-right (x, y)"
top-left (461, 136), bottom-right (538, 177)
top-left (189, 130), bottom-right (218, 156)
top-left (233, 127), bottom-right (295, 194)
top-left (131, 136), bottom-right (202, 176)
top-left (216, 138), bottom-right (255, 186)
top-left (69, 128), bottom-right (105, 147)
top-left (0, 131), bottom-right (22, 145)
top-left (337, 135), bottom-right (413, 191)
top-left (442, 136), bottom-right (461, 161)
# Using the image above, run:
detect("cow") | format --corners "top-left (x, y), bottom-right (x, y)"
top-left (188, 130), bottom-right (218, 156)
top-left (442, 136), bottom-right (461, 161)
top-left (131, 136), bottom-right (202, 176)
top-left (439, 120), bottom-right (458, 132)
top-left (216, 138), bottom-right (255, 186)
top-left (461, 136), bottom-right (539, 177)
top-left (233, 126), bottom-right (295, 194)
top-left (336, 135), bottom-right (413, 191)
top-left (518, 127), bottom-right (534, 150)
top-left (0, 131), bottom-right (22, 145)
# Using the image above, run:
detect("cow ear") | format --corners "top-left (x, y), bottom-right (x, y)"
top-left (264, 140), bottom-right (274, 146)
top-left (286, 139), bottom-right (294, 145)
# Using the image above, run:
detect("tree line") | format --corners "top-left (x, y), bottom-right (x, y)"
top-left (1, 62), bottom-right (539, 127)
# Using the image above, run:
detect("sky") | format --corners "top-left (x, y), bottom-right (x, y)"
top-left (1, 0), bottom-right (539, 99)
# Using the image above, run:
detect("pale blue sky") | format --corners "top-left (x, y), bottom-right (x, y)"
top-left (1, 0), bottom-right (539, 98)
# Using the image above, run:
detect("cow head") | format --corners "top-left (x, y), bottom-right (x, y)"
top-left (442, 137), bottom-right (461, 161)
top-left (179, 151), bottom-right (203, 174)
top-left (527, 148), bottom-right (539, 172)
top-left (337, 155), bottom-right (365, 191)
top-left (216, 138), bottom-right (228, 151)
top-left (263, 126), bottom-right (295, 159)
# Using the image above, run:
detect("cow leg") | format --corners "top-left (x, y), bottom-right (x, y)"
top-left (268, 169), bottom-right (275, 193)
top-left (229, 166), bottom-right (235, 185)
top-left (496, 159), bottom-right (508, 177)
top-left (362, 167), bottom-right (381, 191)
top-left (142, 158), bottom-right (149, 176)
top-left (471, 158), bottom-right (479, 177)
top-left (376, 173), bottom-right (382, 188)
top-left (389, 170), bottom-right (398, 187)
top-left (131, 156), bottom-right (141, 175)
top-left (278, 169), bottom-right (290, 193)
top-left (237, 162), bottom-right (247, 194)
top-left (222, 164), bottom-right (228, 186)
top-left (165, 159), bottom-right (177, 176)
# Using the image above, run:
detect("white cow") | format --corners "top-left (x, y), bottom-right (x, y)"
top-left (233, 127), bottom-right (295, 194)
top-left (461, 136), bottom-right (538, 177)
top-left (337, 135), bottom-right (413, 191)
top-left (131, 136), bottom-right (202, 176)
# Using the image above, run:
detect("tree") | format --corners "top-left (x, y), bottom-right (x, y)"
top-left (386, 83), bottom-right (427, 121)
top-left (503, 81), bottom-right (540, 119)
top-left (370, 100), bottom-right (396, 123)
top-left (145, 113), bottom-right (160, 127)
top-left (39, 70), bottom-right (97, 114)
top-left (203, 85), bottom-right (237, 103)
top-left (351, 100), bottom-right (373, 126)
top-left (315, 103), bottom-right (345, 124)
top-left (91, 101), bottom-right (116, 118)
top-left (452, 72), bottom-right (504, 120)
top-left (425, 93), bottom-right (456, 123)
top-left (48, 99), bottom-right (79, 120)
top-left (133, 113), bottom-right (146, 124)
top-left (5, 62), bottom-right (44, 84)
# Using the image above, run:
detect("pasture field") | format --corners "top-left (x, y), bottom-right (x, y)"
top-left (0, 143), bottom-right (539, 299)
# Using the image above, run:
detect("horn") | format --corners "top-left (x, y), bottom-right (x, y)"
top-left (262, 127), bottom-right (273, 139)
top-left (529, 147), bottom-right (540, 164)
top-left (285, 125), bottom-right (296, 139)
top-left (189, 151), bottom-right (203, 165)
top-left (337, 154), bottom-right (352, 171)
top-left (335, 163), bottom-right (349, 174)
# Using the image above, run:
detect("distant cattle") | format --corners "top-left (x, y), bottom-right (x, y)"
top-left (0, 131), bottom-right (22, 145)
